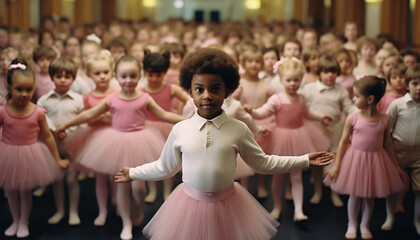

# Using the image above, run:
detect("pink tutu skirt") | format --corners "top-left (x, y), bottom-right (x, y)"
top-left (268, 120), bottom-right (330, 156)
top-left (143, 183), bottom-right (279, 240)
top-left (74, 127), bottom-right (165, 175)
top-left (0, 142), bottom-right (63, 191)
top-left (254, 117), bottom-right (276, 153)
top-left (329, 146), bottom-right (404, 198)
top-left (234, 156), bottom-right (255, 179)
top-left (145, 120), bottom-right (174, 139)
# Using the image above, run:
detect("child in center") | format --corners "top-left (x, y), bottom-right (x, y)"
top-left (115, 48), bottom-right (334, 240)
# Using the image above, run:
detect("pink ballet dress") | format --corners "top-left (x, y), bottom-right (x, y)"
top-left (164, 72), bottom-right (184, 113)
top-left (377, 92), bottom-right (404, 113)
top-left (330, 113), bottom-right (404, 198)
top-left (254, 94), bottom-right (330, 156)
top-left (336, 74), bottom-right (356, 98)
top-left (0, 105), bottom-right (63, 191)
top-left (74, 92), bottom-right (165, 174)
top-left (141, 84), bottom-right (174, 139)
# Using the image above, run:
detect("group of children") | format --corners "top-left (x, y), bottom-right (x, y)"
top-left (0, 19), bottom-right (419, 240)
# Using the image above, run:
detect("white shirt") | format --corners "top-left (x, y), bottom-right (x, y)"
top-left (130, 111), bottom-right (309, 192)
top-left (37, 89), bottom-right (84, 132)
top-left (386, 93), bottom-right (420, 146)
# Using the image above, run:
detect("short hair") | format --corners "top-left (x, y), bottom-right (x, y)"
top-left (302, 46), bottom-right (322, 71)
top-left (240, 49), bottom-right (263, 65)
top-left (277, 58), bottom-right (306, 78)
top-left (386, 63), bottom-right (407, 83)
top-left (162, 42), bottom-right (187, 58)
top-left (48, 57), bottom-right (78, 79)
top-left (262, 47), bottom-right (280, 60)
top-left (33, 46), bottom-right (57, 62)
top-left (405, 63), bottom-right (420, 85)
top-left (353, 75), bottom-right (386, 104)
top-left (86, 50), bottom-right (115, 73)
top-left (107, 37), bottom-right (128, 53)
top-left (179, 48), bottom-right (240, 97)
top-left (316, 55), bottom-right (341, 75)
top-left (400, 47), bottom-right (420, 62)
top-left (280, 37), bottom-right (302, 54)
top-left (142, 50), bottom-right (170, 73)
top-left (356, 36), bottom-right (378, 53)
top-left (333, 47), bottom-right (352, 64)
top-left (115, 54), bottom-right (141, 74)
top-left (38, 29), bottom-right (55, 45)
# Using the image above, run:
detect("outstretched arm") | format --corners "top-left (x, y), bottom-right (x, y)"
top-left (115, 167), bottom-right (132, 182)
top-left (39, 116), bottom-right (70, 169)
top-left (147, 97), bottom-right (185, 124)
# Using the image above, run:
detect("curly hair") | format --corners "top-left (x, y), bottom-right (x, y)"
top-left (179, 48), bottom-right (240, 96)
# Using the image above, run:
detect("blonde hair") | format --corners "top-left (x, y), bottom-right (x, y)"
top-left (86, 50), bottom-right (115, 73)
top-left (277, 58), bottom-right (306, 78)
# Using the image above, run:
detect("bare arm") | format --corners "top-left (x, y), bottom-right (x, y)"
top-left (39, 116), bottom-right (70, 169)
top-left (171, 84), bottom-right (190, 104)
top-left (147, 97), bottom-right (185, 124)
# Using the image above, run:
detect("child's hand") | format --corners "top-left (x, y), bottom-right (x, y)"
top-left (115, 167), bottom-right (133, 183)
top-left (55, 125), bottom-right (67, 138)
top-left (326, 165), bottom-right (339, 181)
top-left (308, 151), bottom-right (334, 167)
top-left (56, 130), bottom-right (67, 140)
top-left (258, 126), bottom-right (271, 138)
top-left (321, 115), bottom-right (332, 126)
top-left (243, 104), bottom-right (253, 114)
top-left (57, 159), bottom-right (70, 169)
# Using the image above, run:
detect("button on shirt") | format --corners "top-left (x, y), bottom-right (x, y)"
top-left (386, 93), bottom-right (420, 146)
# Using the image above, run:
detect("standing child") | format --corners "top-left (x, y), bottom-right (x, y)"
top-left (37, 58), bottom-right (85, 226)
top-left (383, 64), bottom-right (420, 235)
top-left (114, 48), bottom-right (334, 240)
top-left (302, 55), bottom-right (358, 207)
top-left (259, 47), bottom-right (283, 93)
top-left (327, 76), bottom-right (404, 239)
top-left (141, 50), bottom-right (190, 203)
top-left (55, 55), bottom-right (185, 240)
top-left (0, 58), bottom-right (69, 238)
top-left (334, 48), bottom-right (356, 98)
top-left (353, 36), bottom-right (378, 79)
top-left (400, 47), bottom-right (420, 68)
top-left (245, 58), bottom-right (330, 221)
top-left (301, 46), bottom-right (321, 87)
top-left (0, 47), bottom-right (19, 104)
top-left (32, 46), bottom-right (57, 102)
top-left (343, 22), bottom-right (359, 51)
top-left (378, 63), bottom-right (407, 113)
top-left (282, 38), bottom-right (302, 59)
top-left (381, 52), bottom-right (402, 92)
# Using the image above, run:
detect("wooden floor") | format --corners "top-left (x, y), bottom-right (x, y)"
top-left (0, 171), bottom-right (417, 240)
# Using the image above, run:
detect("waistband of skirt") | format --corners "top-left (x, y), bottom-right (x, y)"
top-left (183, 183), bottom-right (236, 201)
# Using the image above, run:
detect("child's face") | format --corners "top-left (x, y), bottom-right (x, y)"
top-left (65, 38), bottom-right (81, 57)
top-left (88, 60), bottom-right (114, 90)
top-left (344, 23), bottom-right (357, 41)
top-left (170, 53), bottom-right (183, 68)
top-left (115, 62), bottom-right (141, 94)
top-left (382, 56), bottom-right (398, 77)
top-left (145, 71), bottom-right (166, 89)
top-left (129, 43), bottom-right (144, 62)
top-left (280, 69), bottom-right (302, 95)
top-left (319, 70), bottom-right (337, 86)
top-left (408, 78), bottom-right (420, 103)
top-left (389, 73), bottom-right (406, 94)
top-left (37, 56), bottom-right (51, 74)
top-left (8, 73), bottom-right (36, 107)
top-left (52, 71), bottom-right (74, 95)
top-left (190, 74), bottom-right (226, 119)
top-left (360, 44), bottom-right (376, 62)
top-left (82, 44), bottom-right (100, 67)
top-left (307, 55), bottom-right (319, 73)
top-left (352, 86), bottom-right (368, 109)
top-left (375, 49), bottom-right (388, 72)
top-left (262, 51), bottom-right (278, 73)
top-left (403, 55), bottom-right (417, 68)
top-left (336, 52), bottom-right (351, 75)
top-left (283, 42), bottom-right (301, 58)
top-left (302, 32), bottom-right (317, 49)
top-left (41, 32), bottom-right (54, 47)
top-left (110, 46), bottom-right (126, 63)
top-left (243, 57), bottom-right (263, 77)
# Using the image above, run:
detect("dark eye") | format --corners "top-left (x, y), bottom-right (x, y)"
top-left (195, 87), bottom-right (203, 93)
top-left (212, 88), bottom-right (220, 93)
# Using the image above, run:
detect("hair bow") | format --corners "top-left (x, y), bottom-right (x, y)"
top-left (272, 57), bottom-right (301, 74)
top-left (8, 63), bottom-right (26, 70)
top-left (86, 33), bottom-right (102, 44)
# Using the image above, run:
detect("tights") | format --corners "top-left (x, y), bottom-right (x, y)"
top-left (4, 189), bottom-right (32, 238)
top-left (346, 196), bottom-right (374, 239)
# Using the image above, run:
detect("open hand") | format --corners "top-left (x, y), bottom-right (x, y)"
top-left (115, 167), bottom-right (133, 183)
top-left (308, 151), bottom-right (334, 167)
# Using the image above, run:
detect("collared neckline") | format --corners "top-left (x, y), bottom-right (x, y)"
top-left (191, 110), bottom-right (228, 130)
top-left (315, 80), bottom-right (335, 91)
top-left (402, 92), bottom-right (420, 105)
top-left (46, 89), bottom-right (78, 99)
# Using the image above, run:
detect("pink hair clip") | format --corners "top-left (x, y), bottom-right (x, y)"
top-left (8, 63), bottom-right (27, 70)
top-left (272, 57), bottom-right (301, 74)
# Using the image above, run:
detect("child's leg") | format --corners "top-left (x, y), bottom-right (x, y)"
top-left (270, 174), bottom-right (284, 219)
top-left (145, 181), bottom-right (157, 203)
top-left (66, 164), bottom-right (80, 225)
top-left (48, 179), bottom-right (65, 224)
top-left (346, 195), bottom-right (361, 239)
top-left (331, 190), bottom-right (344, 207)
top-left (395, 189), bottom-right (407, 213)
top-left (239, 177), bottom-right (249, 190)
top-left (16, 189), bottom-right (32, 238)
top-left (414, 191), bottom-right (420, 235)
top-left (131, 180), bottom-right (146, 227)
top-left (310, 167), bottom-right (323, 204)
top-left (4, 190), bottom-right (19, 236)
top-left (360, 198), bottom-right (374, 239)
top-left (284, 173), bottom-right (293, 200)
top-left (32, 186), bottom-right (46, 197)
top-left (290, 170), bottom-right (307, 221)
top-left (94, 173), bottom-right (109, 226)
top-left (117, 182), bottom-right (132, 240)
top-left (163, 177), bottom-right (174, 201)
top-left (257, 174), bottom-right (268, 198)
top-left (381, 193), bottom-right (398, 230)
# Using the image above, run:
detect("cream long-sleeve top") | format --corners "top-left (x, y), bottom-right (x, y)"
top-left (129, 111), bottom-right (309, 192)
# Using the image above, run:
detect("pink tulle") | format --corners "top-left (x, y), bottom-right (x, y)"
top-left (143, 183), bottom-right (279, 240)
top-left (0, 142), bottom-right (63, 191)
top-left (145, 120), bottom-right (174, 139)
top-left (330, 146), bottom-right (404, 198)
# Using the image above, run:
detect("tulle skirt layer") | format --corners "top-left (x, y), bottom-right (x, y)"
top-left (143, 183), bottom-right (279, 240)
top-left (329, 146), bottom-right (404, 198)
top-left (0, 142), bottom-right (63, 191)
top-left (74, 127), bottom-right (165, 175)
top-left (145, 120), bottom-right (173, 139)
